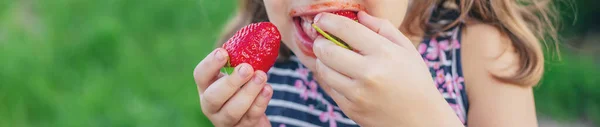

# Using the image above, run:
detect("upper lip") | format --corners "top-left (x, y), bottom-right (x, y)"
top-left (290, 1), bottom-right (365, 17)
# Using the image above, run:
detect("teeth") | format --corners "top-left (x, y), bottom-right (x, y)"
top-left (300, 15), bottom-right (315, 22)
top-left (300, 16), bottom-right (318, 40)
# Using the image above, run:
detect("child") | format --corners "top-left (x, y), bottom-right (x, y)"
top-left (194, 0), bottom-right (557, 126)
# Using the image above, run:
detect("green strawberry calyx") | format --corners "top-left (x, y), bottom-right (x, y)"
top-left (221, 57), bottom-right (235, 75)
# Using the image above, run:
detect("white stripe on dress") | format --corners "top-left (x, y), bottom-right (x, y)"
top-left (268, 99), bottom-right (358, 125)
top-left (267, 115), bottom-right (320, 127)
top-left (268, 67), bottom-right (304, 78)
top-left (270, 83), bottom-right (342, 111)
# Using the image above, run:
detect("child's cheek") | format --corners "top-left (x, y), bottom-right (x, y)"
top-left (362, 0), bottom-right (408, 27)
top-left (264, 0), bottom-right (294, 45)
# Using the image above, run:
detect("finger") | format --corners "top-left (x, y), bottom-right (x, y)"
top-left (194, 48), bottom-right (229, 94)
top-left (357, 11), bottom-right (412, 48)
top-left (237, 85), bottom-right (273, 126)
top-left (245, 84), bottom-right (273, 118)
top-left (314, 12), bottom-right (392, 55)
top-left (256, 115), bottom-right (271, 127)
top-left (217, 71), bottom-right (268, 124)
top-left (237, 115), bottom-right (271, 127)
top-left (314, 71), bottom-right (352, 108)
top-left (315, 59), bottom-right (359, 101)
top-left (201, 64), bottom-right (254, 113)
top-left (197, 73), bottom-right (226, 98)
top-left (313, 36), bottom-right (367, 78)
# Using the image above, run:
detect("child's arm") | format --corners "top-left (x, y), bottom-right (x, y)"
top-left (461, 24), bottom-right (538, 127)
top-left (312, 12), bottom-right (464, 127)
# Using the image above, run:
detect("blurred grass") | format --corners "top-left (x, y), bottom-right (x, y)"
top-left (0, 0), bottom-right (236, 126)
top-left (536, 52), bottom-right (600, 123)
top-left (0, 0), bottom-right (598, 126)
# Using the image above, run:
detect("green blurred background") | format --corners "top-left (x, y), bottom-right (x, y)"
top-left (0, 0), bottom-right (598, 127)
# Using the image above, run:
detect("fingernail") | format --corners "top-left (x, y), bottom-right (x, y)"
top-left (214, 49), bottom-right (226, 61)
top-left (237, 65), bottom-right (251, 77)
top-left (252, 73), bottom-right (264, 84)
top-left (314, 13), bottom-right (323, 23)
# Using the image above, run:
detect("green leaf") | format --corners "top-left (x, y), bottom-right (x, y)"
top-left (221, 67), bottom-right (234, 75)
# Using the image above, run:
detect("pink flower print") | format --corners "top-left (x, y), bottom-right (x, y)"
top-left (297, 67), bottom-right (310, 81)
top-left (437, 40), bottom-right (452, 66)
top-left (319, 105), bottom-right (340, 127)
top-left (443, 73), bottom-right (455, 97)
top-left (279, 124), bottom-right (286, 127)
top-left (438, 50), bottom-right (451, 66)
top-left (295, 80), bottom-right (304, 89)
top-left (435, 70), bottom-right (445, 84)
top-left (453, 76), bottom-right (464, 90)
top-left (433, 61), bottom-right (441, 70)
top-left (308, 104), bottom-right (315, 112)
top-left (308, 81), bottom-right (319, 98)
top-left (438, 40), bottom-right (450, 51)
top-left (425, 60), bottom-right (441, 70)
top-left (418, 43), bottom-right (427, 55)
top-left (452, 39), bottom-right (461, 49)
top-left (295, 80), bottom-right (309, 100)
top-left (426, 39), bottom-right (453, 65)
top-left (300, 90), bottom-right (309, 100)
top-left (426, 39), bottom-right (439, 60)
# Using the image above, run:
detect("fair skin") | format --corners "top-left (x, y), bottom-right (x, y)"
top-left (193, 0), bottom-right (537, 127)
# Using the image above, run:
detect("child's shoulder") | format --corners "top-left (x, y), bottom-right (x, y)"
top-left (460, 22), bottom-right (520, 78)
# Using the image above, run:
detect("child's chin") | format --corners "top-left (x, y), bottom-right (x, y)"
top-left (296, 40), bottom-right (316, 58)
top-left (297, 55), bottom-right (318, 72)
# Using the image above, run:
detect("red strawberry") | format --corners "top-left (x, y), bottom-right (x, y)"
top-left (331, 11), bottom-right (358, 21)
top-left (222, 22), bottom-right (281, 73)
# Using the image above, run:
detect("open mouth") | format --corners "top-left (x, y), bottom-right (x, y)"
top-left (292, 10), bottom-right (360, 57)
top-left (289, 1), bottom-right (364, 57)
top-left (293, 15), bottom-right (318, 50)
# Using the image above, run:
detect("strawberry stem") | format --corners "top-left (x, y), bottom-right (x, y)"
top-left (312, 24), bottom-right (352, 50)
top-left (222, 67), bottom-right (234, 75)
top-left (222, 58), bottom-right (234, 75)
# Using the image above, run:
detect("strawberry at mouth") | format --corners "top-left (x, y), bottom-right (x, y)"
top-left (292, 10), bottom-right (359, 57)
top-left (290, 1), bottom-right (364, 57)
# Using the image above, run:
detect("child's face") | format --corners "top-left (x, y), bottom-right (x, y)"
top-left (264, 0), bottom-right (409, 71)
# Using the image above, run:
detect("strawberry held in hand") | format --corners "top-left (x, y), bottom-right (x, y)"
top-left (222, 22), bottom-right (281, 74)
top-left (313, 11), bottom-right (358, 50)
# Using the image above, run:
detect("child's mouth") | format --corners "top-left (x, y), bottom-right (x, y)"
top-left (293, 15), bottom-right (318, 52)
top-left (292, 10), bottom-right (359, 57)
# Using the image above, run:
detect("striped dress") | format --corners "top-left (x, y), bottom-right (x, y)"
top-left (265, 1), bottom-right (468, 127)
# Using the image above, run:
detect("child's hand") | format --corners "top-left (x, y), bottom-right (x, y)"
top-left (193, 48), bottom-right (273, 127)
top-left (311, 12), bottom-right (463, 127)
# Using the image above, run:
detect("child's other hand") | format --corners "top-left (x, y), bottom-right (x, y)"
top-left (193, 48), bottom-right (272, 127)
top-left (312, 12), bottom-right (463, 127)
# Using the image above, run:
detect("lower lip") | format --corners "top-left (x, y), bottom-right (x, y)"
top-left (293, 18), bottom-right (316, 57)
